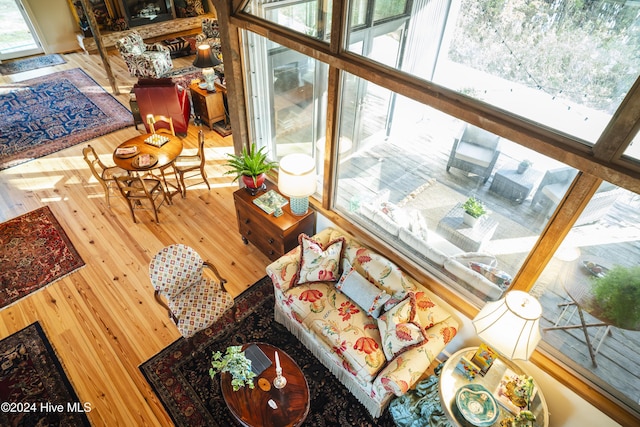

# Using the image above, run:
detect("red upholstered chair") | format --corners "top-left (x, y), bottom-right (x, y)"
top-left (133, 78), bottom-right (191, 136)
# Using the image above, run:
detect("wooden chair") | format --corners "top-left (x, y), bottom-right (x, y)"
top-left (82, 145), bottom-right (128, 208)
top-left (149, 244), bottom-right (234, 338)
top-left (114, 175), bottom-right (168, 223)
top-left (148, 115), bottom-right (175, 135)
top-left (174, 130), bottom-right (211, 197)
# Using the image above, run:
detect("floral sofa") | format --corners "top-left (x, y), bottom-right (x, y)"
top-left (266, 228), bottom-right (459, 418)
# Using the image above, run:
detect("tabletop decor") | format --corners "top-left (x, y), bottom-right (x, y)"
top-left (209, 346), bottom-right (256, 391)
top-left (278, 153), bottom-right (317, 216)
top-left (455, 384), bottom-right (499, 427)
top-left (253, 189), bottom-right (288, 215)
top-left (462, 196), bottom-right (487, 226)
top-left (0, 68), bottom-right (133, 171)
top-left (496, 372), bottom-right (537, 426)
top-left (224, 143), bottom-right (278, 194)
top-left (0, 206), bottom-right (85, 308)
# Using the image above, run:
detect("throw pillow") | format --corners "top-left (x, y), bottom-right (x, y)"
top-left (336, 260), bottom-right (391, 318)
top-left (377, 294), bottom-right (427, 361)
top-left (412, 290), bottom-right (452, 330)
top-left (295, 234), bottom-right (344, 285)
top-left (469, 262), bottom-right (512, 290)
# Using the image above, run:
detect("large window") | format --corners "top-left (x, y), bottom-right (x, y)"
top-left (230, 0), bottom-right (640, 422)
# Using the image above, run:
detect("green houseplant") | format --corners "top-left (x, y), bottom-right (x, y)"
top-left (591, 265), bottom-right (640, 330)
top-left (209, 346), bottom-right (257, 391)
top-left (462, 196), bottom-right (487, 226)
top-left (224, 143), bottom-right (278, 190)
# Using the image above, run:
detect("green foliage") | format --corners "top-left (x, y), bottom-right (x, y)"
top-left (591, 265), bottom-right (640, 330)
top-left (462, 196), bottom-right (487, 218)
top-left (209, 346), bottom-right (256, 391)
top-left (224, 143), bottom-right (278, 186)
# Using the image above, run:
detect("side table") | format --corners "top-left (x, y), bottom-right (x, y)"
top-left (190, 83), bottom-right (226, 130)
top-left (439, 347), bottom-right (549, 427)
top-left (436, 204), bottom-right (498, 252)
top-left (233, 181), bottom-right (316, 261)
top-left (490, 163), bottom-right (543, 203)
top-left (221, 343), bottom-right (310, 427)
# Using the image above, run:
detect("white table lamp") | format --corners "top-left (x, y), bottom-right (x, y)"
top-left (278, 154), bottom-right (316, 216)
top-left (193, 45), bottom-right (221, 92)
top-left (472, 290), bottom-right (542, 360)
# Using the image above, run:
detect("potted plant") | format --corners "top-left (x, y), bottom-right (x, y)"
top-left (462, 196), bottom-right (487, 226)
top-left (517, 159), bottom-right (533, 174)
top-left (224, 143), bottom-right (278, 194)
top-left (209, 345), bottom-right (257, 391)
top-left (591, 265), bottom-right (640, 330)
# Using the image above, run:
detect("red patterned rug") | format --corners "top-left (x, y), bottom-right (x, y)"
top-left (0, 206), bottom-right (84, 308)
top-left (0, 322), bottom-right (90, 426)
top-left (0, 68), bottom-right (133, 170)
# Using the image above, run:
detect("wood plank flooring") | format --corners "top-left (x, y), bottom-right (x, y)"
top-left (0, 52), bottom-right (271, 426)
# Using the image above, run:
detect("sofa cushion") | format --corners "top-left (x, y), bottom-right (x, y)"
top-left (377, 294), bottom-right (427, 361)
top-left (296, 234), bottom-right (344, 285)
top-left (284, 282), bottom-right (387, 382)
top-left (412, 290), bottom-right (453, 330)
top-left (337, 260), bottom-right (391, 318)
top-left (469, 262), bottom-right (512, 290)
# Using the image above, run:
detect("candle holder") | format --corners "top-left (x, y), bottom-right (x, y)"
top-left (273, 367), bottom-right (287, 389)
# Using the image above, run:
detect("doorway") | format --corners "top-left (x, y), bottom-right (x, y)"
top-left (0, 0), bottom-right (43, 61)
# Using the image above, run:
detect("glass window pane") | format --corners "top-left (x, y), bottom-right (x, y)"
top-left (346, 0), bottom-right (640, 144)
top-left (334, 71), bottom-right (575, 303)
top-left (241, 32), bottom-right (328, 194)
top-left (623, 130), bottom-right (640, 162)
top-left (373, 0), bottom-right (407, 22)
top-left (533, 183), bottom-right (640, 414)
top-left (244, 0), bottom-right (332, 42)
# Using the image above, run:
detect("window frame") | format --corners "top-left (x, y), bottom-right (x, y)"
top-left (218, 0), bottom-right (640, 424)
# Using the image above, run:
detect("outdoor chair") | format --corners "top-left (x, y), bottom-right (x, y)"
top-left (195, 18), bottom-right (222, 58)
top-left (530, 167), bottom-right (578, 217)
top-left (174, 129), bottom-right (211, 198)
top-left (446, 124), bottom-right (501, 183)
top-left (82, 145), bottom-right (128, 208)
top-left (115, 175), bottom-right (168, 223)
top-left (149, 244), bottom-right (234, 338)
top-left (115, 31), bottom-right (173, 78)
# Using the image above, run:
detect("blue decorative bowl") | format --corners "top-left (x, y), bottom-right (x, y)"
top-left (455, 384), bottom-right (499, 427)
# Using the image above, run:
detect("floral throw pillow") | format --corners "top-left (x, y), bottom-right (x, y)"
top-left (295, 234), bottom-right (344, 285)
top-left (336, 259), bottom-right (391, 318)
top-left (377, 294), bottom-right (427, 361)
top-left (469, 261), bottom-right (512, 290)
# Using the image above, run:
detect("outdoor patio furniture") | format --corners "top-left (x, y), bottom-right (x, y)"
top-left (490, 161), bottom-right (544, 203)
top-left (530, 167), bottom-right (578, 216)
top-left (436, 203), bottom-right (499, 252)
top-left (446, 124), bottom-right (501, 183)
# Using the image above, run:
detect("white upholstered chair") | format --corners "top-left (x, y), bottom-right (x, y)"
top-left (446, 124), bottom-right (501, 183)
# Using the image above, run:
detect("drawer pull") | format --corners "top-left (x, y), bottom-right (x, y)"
top-left (247, 230), bottom-right (252, 235)
top-left (268, 238), bottom-right (274, 244)
top-left (244, 218), bottom-right (250, 224)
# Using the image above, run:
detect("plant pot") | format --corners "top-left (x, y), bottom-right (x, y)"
top-left (463, 211), bottom-right (479, 227)
top-left (517, 164), bottom-right (530, 174)
top-left (241, 173), bottom-right (266, 195)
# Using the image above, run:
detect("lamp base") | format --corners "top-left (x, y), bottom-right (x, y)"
top-left (289, 196), bottom-right (309, 216)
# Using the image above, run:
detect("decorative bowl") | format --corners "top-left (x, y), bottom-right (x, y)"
top-left (455, 384), bottom-right (499, 427)
top-left (198, 82), bottom-right (208, 90)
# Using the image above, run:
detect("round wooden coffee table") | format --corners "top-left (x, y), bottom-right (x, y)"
top-left (221, 342), bottom-right (310, 427)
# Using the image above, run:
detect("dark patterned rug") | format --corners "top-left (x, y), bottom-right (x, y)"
top-left (140, 276), bottom-right (397, 426)
top-left (0, 322), bottom-right (91, 426)
top-left (0, 68), bottom-right (133, 170)
top-left (0, 54), bottom-right (66, 75)
top-left (0, 206), bottom-right (85, 308)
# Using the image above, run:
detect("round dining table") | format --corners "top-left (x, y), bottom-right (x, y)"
top-left (112, 133), bottom-right (183, 202)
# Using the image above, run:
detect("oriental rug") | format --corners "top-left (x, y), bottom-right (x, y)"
top-left (140, 276), bottom-right (396, 426)
top-left (0, 68), bottom-right (133, 170)
top-left (0, 54), bottom-right (66, 75)
top-left (0, 322), bottom-right (91, 426)
top-left (0, 206), bottom-right (85, 308)
top-left (162, 65), bottom-right (203, 90)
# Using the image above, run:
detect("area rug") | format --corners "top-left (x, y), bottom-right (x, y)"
top-left (162, 65), bottom-right (203, 90)
top-left (212, 120), bottom-right (232, 137)
top-left (0, 54), bottom-right (66, 75)
top-left (0, 206), bottom-right (85, 308)
top-left (0, 322), bottom-right (91, 426)
top-left (0, 68), bottom-right (133, 170)
top-left (140, 276), bottom-right (396, 426)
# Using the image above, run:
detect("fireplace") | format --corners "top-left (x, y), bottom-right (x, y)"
top-left (118, 0), bottom-right (175, 28)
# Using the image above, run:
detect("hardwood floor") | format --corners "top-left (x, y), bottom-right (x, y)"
top-left (0, 52), bottom-right (271, 426)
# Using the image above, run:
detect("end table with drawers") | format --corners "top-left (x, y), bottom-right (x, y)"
top-left (233, 181), bottom-right (315, 261)
top-left (190, 83), bottom-right (226, 130)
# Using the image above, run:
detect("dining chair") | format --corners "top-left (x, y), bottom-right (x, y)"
top-left (82, 145), bottom-right (128, 208)
top-left (174, 130), bottom-right (211, 197)
top-left (114, 175), bottom-right (168, 223)
top-left (148, 115), bottom-right (175, 136)
top-left (149, 244), bottom-right (234, 338)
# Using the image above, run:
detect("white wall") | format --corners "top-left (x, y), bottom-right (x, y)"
top-left (24, 0), bottom-right (79, 53)
top-left (316, 213), bottom-right (621, 426)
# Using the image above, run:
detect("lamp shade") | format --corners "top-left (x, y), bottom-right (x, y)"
top-left (472, 290), bottom-right (542, 360)
top-left (278, 154), bottom-right (316, 198)
top-left (193, 45), bottom-right (221, 68)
